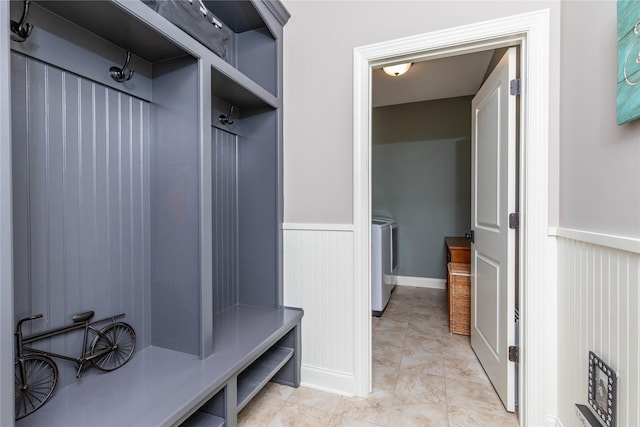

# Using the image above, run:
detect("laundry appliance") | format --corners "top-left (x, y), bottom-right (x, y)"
top-left (371, 217), bottom-right (398, 316)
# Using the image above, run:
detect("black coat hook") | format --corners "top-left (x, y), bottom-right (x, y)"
top-left (219, 105), bottom-right (235, 125)
top-left (10, 0), bottom-right (33, 42)
top-left (110, 51), bottom-right (135, 83)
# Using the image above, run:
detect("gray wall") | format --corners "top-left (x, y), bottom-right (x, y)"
top-left (372, 97), bottom-right (471, 279)
top-left (559, 1), bottom-right (640, 238)
top-left (283, 0), bottom-right (561, 225)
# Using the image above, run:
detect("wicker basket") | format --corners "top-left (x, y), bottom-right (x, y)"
top-left (448, 262), bottom-right (471, 335)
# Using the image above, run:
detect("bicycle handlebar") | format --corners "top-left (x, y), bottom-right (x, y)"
top-left (16, 314), bottom-right (43, 334)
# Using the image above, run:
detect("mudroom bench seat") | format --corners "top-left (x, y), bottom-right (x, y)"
top-left (17, 305), bottom-right (303, 427)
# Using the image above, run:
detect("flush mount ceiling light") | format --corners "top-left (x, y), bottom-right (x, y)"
top-left (382, 63), bottom-right (412, 77)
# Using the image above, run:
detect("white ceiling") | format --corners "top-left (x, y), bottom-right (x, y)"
top-left (372, 50), bottom-right (494, 108)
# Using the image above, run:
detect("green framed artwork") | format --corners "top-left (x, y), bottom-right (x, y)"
top-left (617, 0), bottom-right (640, 125)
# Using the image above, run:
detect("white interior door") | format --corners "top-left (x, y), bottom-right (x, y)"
top-left (470, 47), bottom-right (517, 412)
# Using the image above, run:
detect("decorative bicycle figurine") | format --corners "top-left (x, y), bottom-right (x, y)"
top-left (14, 311), bottom-right (136, 419)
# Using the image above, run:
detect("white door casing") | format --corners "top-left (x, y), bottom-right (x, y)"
top-left (470, 47), bottom-right (517, 412)
top-left (353, 10), bottom-right (554, 425)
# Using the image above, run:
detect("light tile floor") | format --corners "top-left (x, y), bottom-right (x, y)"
top-left (238, 286), bottom-right (519, 426)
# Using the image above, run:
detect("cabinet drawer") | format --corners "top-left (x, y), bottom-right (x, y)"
top-left (450, 250), bottom-right (470, 264)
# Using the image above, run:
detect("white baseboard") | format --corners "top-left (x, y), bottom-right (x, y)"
top-left (300, 365), bottom-right (356, 397)
top-left (396, 276), bottom-right (446, 289)
top-left (550, 414), bottom-right (564, 427)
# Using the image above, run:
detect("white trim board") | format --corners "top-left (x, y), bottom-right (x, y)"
top-left (396, 277), bottom-right (446, 290)
top-left (353, 9), bottom-right (555, 426)
top-left (549, 227), bottom-right (640, 254)
top-left (282, 223), bottom-right (354, 232)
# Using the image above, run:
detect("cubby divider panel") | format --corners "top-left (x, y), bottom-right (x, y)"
top-left (150, 55), bottom-right (201, 356)
top-left (238, 108), bottom-right (279, 308)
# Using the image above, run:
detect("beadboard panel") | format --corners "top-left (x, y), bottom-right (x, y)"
top-left (283, 227), bottom-right (356, 393)
top-left (211, 128), bottom-right (239, 315)
top-left (11, 52), bottom-right (151, 388)
top-left (557, 237), bottom-right (640, 426)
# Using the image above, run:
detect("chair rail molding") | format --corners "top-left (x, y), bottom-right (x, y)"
top-left (354, 9), bottom-right (555, 425)
top-left (549, 227), bottom-right (640, 254)
top-left (282, 222), bottom-right (354, 232)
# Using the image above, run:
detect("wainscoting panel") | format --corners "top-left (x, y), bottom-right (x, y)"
top-left (557, 236), bottom-right (640, 426)
top-left (283, 226), bottom-right (356, 394)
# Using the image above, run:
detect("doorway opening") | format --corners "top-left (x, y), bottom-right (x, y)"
top-left (353, 10), bottom-right (555, 426)
top-left (370, 45), bottom-right (520, 417)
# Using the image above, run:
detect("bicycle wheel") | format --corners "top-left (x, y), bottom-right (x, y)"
top-left (90, 322), bottom-right (136, 372)
top-left (15, 355), bottom-right (58, 420)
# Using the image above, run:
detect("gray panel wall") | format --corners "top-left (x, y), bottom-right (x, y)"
top-left (212, 127), bottom-right (239, 314)
top-left (372, 97), bottom-right (471, 280)
top-left (11, 52), bottom-right (151, 388)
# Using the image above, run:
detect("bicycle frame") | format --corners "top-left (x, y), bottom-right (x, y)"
top-left (16, 313), bottom-right (126, 378)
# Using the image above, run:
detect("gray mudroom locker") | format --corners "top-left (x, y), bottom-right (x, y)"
top-left (6, 1), bottom-right (302, 426)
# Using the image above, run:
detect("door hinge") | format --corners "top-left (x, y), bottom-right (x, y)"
top-left (508, 345), bottom-right (519, 363)
top-left (509, 213), bottom-right (520, 229)
top-left (510, 78), bottom-right (521, 96)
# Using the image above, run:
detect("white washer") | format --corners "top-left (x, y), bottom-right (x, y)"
top-left (371, 217), bottom-right (398, 316)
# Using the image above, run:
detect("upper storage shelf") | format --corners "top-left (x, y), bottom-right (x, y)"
top-left (33, 0), bottom-right (288, 106)
top-left (33, 1), bottom-right (187, 63)
top-left (202, 1), bottom-right (267, 33)
top-left (203, 0), bottom-right (287, 98)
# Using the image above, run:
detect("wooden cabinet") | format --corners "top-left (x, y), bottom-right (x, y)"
top-left (445, 237), bottom-right (471, 335)
top-left (445, 236), bottom-right (471, 264)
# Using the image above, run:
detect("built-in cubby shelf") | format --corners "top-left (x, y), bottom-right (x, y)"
top-left (181, 412), bottom-right (225, 427)
top-left (237, 346), bottom-right (294, 411)
top-left (7, 0), bottom-right (297, 424)
top-left (211, 65), bottom-right (278, 110)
